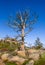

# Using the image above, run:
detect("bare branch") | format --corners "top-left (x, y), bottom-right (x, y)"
top-left (16, 11), bottom-right (23, 22)
top-left (23, 10), bottom-right (29, 22)
top-left (8, 22), bottom-right (17, 28)
top-left (15, 35), bottom-right (21, 39)
top-left (25, 15), bottom-right (38, 28)
top-left (25, 27), bottom-right (33, 35)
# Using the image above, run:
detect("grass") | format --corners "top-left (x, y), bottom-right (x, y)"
top-left (22, 58), bottom-right (32, 65)
top-left (41, 52), bottom-right (45, 58)
top-left (34, 53), bottom-right (45, 65)
top-left (22, 60), bottom-right (29, 65)
top-left (0, 41), bottom-right (20, 52)
top-left (5, 62), bottom-right (17, 65)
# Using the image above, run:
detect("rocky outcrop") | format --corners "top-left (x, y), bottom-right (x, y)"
top-left (0, 48), bottom-right (45, 65)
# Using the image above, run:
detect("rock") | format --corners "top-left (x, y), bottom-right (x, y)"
top-left (18, 58), bottom-right (26, 64)
top-left (1, 53), bottom-right (9, 61)
top-left (29, 53), bottom-right (39, 61)
top-left (17, 51), bottom-right (26, 58)
top-left (8, 56), bottom-right (27, 65)
top-left (0, 59), bottom-right (5, 65)
top-left (27, 49), bottom-right (39, 61)
top-left (28, 49), bottom-right (38, 54)
top-left (8, 56), bottom-right (20, 61)
top-left (39, 50), bottom-right (45, 54)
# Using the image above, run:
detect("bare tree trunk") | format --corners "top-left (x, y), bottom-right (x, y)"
top-left (22, 28), bottom-right (24, 44)
top-left (21, 25), bottom-right (25, 50)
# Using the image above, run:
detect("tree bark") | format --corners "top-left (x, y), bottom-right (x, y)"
top-left (22, 25), bottom-right (25, 44)
top-left (21, 24), bottom-right (25, 50)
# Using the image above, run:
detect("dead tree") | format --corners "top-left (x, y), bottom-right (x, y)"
top-left (8, 10), bottom-right (38, 50)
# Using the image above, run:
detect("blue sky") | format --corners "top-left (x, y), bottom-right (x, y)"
top-left (0, 0), bottom-right (45, 46)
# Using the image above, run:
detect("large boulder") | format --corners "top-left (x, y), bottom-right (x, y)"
top-left (8, 56), bottom-right (27, 65)
top-left (29, 53), bottom-right (39, 61)
top-left (1, 53), bottom-right (9, 61)
top-left (8, 56), bottom-right (20, 61)
top-left (17, 51), bottom-right (26, 58)
top-left (28, 49), bottom-right (40, 61)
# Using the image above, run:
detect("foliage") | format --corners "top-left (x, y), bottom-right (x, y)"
top-left (41, 53), bottom-right (45, 58)
top-left (5, 62), bottom-right (17, 65)
top-left (0, 38), bottom-right (20, 52)
top-left (34, 53), bottom-right (45, 65)
top-left (34, 58), bottom-right (45, 65)
top-left (35, 37), bottom-right (43, 49)
top-left (22, 58), bottom-right (31, 65)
